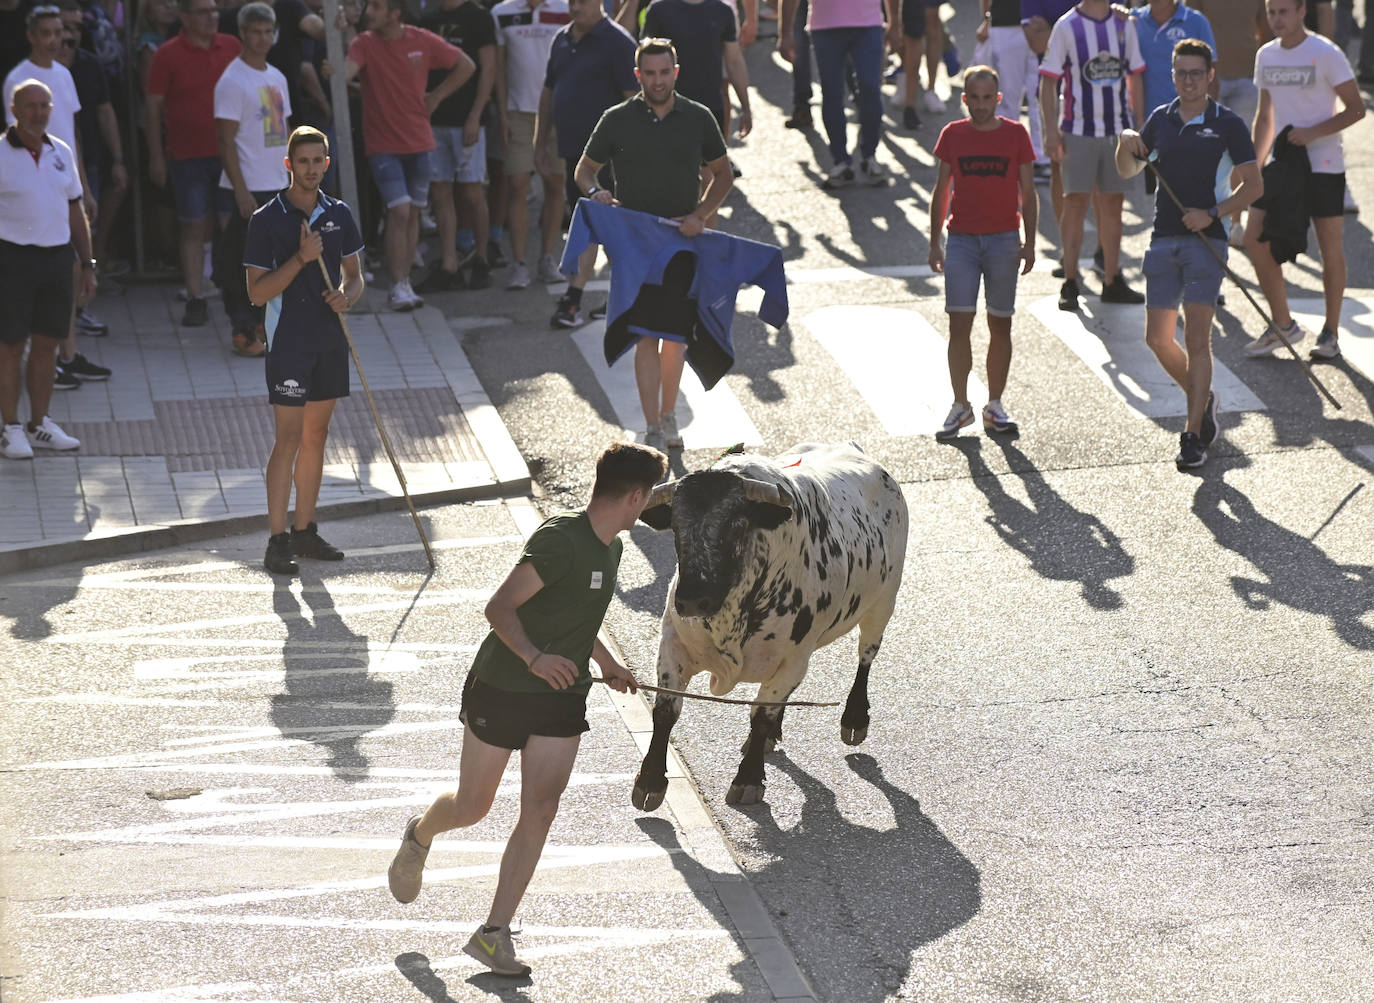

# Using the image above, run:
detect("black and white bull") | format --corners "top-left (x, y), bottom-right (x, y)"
top-left (632, 442), bottom-right (908, 808)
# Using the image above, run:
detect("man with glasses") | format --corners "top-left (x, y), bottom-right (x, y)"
top-left (1116, 39), bottom-right (1261, 471)
top-left (145, 0), bottom-right (241, 326)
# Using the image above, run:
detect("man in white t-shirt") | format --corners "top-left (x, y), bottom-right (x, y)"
top-left (491, 0), bottom-right (567, 290)
top-left (216, 2), bottom-right (292, 357)
top-left (1243, 0), bottom-right (1364, 361)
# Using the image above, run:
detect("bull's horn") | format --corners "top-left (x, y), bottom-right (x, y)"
top-left (647, 479), bottom-right (679, 507)
top-left (741, 478), bottom-right (789, 508)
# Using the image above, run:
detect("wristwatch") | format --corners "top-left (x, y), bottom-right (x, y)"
top-left (81, 258), bottom-right (97, 270)
top-left (1208, 206), bottom-right (1220, 219)
top-left (585, 185), bottom-right (602, 197)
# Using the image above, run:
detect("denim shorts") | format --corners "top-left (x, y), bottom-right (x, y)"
top-left (1143, 235), bottom-right (1227, 309)
top-left (168, 155), bottom-right (222, 222)
top-left (367, 151), bottom-right (433, 209)
top-left (944, 230), bottom-right (1021, 317)
top-left (431, 126), bottom-right (486, 184)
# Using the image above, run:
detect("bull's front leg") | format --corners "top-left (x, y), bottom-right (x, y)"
top-left (632, 623), bottom-right (687, 812)
top-left (726, 705), bottom-right (780, 805)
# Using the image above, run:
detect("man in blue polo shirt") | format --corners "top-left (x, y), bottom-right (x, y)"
top-left (1116, 39), bottom-right (1260, 472)
top-left (244, 126), bottom-right (366, 575)
top-left (535, 0), bottom-right (636, 327)
top-left (1131, 1), bottom-right (1217, 124)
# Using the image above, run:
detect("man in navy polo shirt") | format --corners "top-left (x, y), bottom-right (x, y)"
top-left (1116, 39), bottom-right (1260, 472)
top-left (245, 126), bottom-right (366, 575)
top-left (536, 0), bottom-right (636, 327)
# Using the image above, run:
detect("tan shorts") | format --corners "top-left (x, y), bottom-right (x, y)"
top-left (504, 110), bottom-right (562, 177)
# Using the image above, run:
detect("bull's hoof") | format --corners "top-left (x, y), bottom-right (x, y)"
top-left (840, 723), bottom-right (868, 746)
top-left (739, 736), bottom-right (778, 756)
top-left (632, 782), bottom-right (666, 812)
top-left (725, 782), bottom-right (765, 805)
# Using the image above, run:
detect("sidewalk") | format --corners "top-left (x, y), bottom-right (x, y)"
top-left (0, 283), bottom-right (529, 573)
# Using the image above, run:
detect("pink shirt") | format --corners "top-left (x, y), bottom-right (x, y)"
top-left (806, 0), bottom-right (885, 31)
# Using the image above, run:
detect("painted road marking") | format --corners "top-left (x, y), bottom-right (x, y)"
top-left (803, 304), bottom-right (988, 436)
top-left (1288, 296), bottom-right (1374, 383)
top-left (569, 321), bottom-right (764, 447)
top-left (1029, 295), bottom-right (1266, 418)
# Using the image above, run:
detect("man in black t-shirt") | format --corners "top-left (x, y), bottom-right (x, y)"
top-left (642, 0), bottom-right (751, 139)
top-left (416, 0), bottom-right (498, 291)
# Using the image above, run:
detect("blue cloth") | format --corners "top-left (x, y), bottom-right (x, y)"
top-left (1139, 97), bottom-right (1255, 241)
top-left (1130, 2), bottom-right (1217, 119)
top-left (243, 190), bottom-right (365, 353)
top-left (560, 199), bottom-right (789, 390)
top-left (1020, 0), bottom-right (1076, 23)
top-left (811, 24), bottom-right (884, 164)
top-left (544, 16), bottom-right (638, 160)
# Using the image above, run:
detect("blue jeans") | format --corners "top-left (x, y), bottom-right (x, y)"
top-left (944, 231), bottom-right (1022, 317)
top-left (792, 0), bottom-right (812, 107)
top-left (811, 25), bottom-right (883, 165)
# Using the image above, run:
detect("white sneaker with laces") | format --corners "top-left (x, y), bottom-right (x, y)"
top-left (28, 416), bottom-right (80, 451)
top-left (536, 254), bottom-right (562, 284)
top-left (402, 278), bottom-right (423, 308)
top-left (934, 402), bottom-right (974, 440)
top-left (858, 158), bottom-right (888, 185)
top-left (388, 283), bottom-right (417, 312)
top-left (823, 161), bottom-right (854, 189)
top-left (982, 400), bottom-right (1019, 435)
top-left (1, 423), bottom-right (33, 459)
top-left (922, 90), bottom-right (945, 114)
top-left (1245, 321), bottom-right (1302, 357)
top-left (660, 411), bottom-right (683, 448)
top-left (506, 262), bottom-right (531, 290)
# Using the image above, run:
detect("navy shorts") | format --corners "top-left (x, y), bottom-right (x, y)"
top-left (265, 345), bottom-right (350, 405)
top-left (168, 155), bottom-right (222, 222)
top-left (460, 669), bottom-right (590, 751)
top-left (0, 240), bottom-right (74, 344)
top-left (903, 0), bottom-right (929, 38)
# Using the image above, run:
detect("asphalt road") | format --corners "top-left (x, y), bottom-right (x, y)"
top-left (5, 7), bottom-right (1374, 1001)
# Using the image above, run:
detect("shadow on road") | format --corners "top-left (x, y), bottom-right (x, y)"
top-left (1191, 471), bottom-right (1373, 649)
top-left (955, 437), bottom-right (1136, 610)
top-left (395, 950), bottom-right (534, 1002)
top-left (269, 573), bottom-right (397, 780)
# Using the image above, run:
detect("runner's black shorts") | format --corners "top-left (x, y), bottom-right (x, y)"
top-left (903, 0), bottom-right (929, 38)
top-left (460, 668), bottom-right (590, 750)
top-left (1254, 170), bottom-right (1345, 219)
top-left (0, 240), bottom-right (74, 344)
top-left (265, 345), bottom-right (350, 406)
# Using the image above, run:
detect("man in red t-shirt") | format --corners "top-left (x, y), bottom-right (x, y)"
top-left (145, 0), bottom-right (241, 326)
top-left (928, 65), bottom-right (1036, 440)
top-left (343, 0), bottom-right (473, 311)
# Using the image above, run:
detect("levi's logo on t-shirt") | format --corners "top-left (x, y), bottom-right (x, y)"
top-left (959, 155), bottom-right (1010, 178)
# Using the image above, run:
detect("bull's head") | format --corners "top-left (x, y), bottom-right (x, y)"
top-left (639, 469), bottom-right (794, 618)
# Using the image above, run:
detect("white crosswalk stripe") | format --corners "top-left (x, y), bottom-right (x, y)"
top-left (1289, 297), bottom-right (1374, 375)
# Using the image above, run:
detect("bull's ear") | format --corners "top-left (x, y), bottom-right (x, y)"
top-left (746, 500), bottom-right (792, 530)
top-left (638, 503), bottom-right (673, 531)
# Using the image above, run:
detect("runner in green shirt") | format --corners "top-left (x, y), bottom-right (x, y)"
top-left (386, 441), bottom-right (667, 977)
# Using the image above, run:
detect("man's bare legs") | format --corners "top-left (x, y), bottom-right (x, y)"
top-left (635, 337), bottom-right (686, 428)
top-left (506, 171), bottom-right (533, 267)
top-left (0, 335), bottom-right (58, 427)
top-left (413, 726), bottom-right (514, 846)
top-left (947, 312), bottom-right (1013, 405)
top-left (1097, 192), bottom-right (1125, 284)
top-left (1060, 192), bottom-right (1091, 281)
top-left (430, 180), bottom-right (462, 275)
top-left (537, 167), bottom-right (565, 264)
top-left (1312, 214), bottom-right (1346, 334)
top-left (1243, 206), bottom-right (1293, 330)
top-left (384, 202), bottom-right (419, 286)
top-left (986, 313), bottom-right (1013, 402)
top-left (266, 399), bottom-right (337, 536)
top-left (180, 215), bottom-right (213, 298)
top-left (1144, 303), bottom-right (1214, 435)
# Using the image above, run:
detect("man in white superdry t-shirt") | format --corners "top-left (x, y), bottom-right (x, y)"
top-left (1243, 0), bottom-right (1364, 361)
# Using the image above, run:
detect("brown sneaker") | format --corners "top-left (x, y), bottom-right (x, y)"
top-left (463, 924), bottom-right (531, 977)
top-left (387, 814), bottom-right (429, 903)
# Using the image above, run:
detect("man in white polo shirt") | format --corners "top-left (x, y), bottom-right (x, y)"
top-left (0, 80), bottom-right (95, 460)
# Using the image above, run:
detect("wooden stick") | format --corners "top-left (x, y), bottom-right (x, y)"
top-left (317, 258), bottom-right (437, 568)
top-left (593, 676), bottom-right (839, 708)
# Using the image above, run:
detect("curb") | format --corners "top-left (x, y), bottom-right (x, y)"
top-left (507, 499), bottom-right (817, 1002)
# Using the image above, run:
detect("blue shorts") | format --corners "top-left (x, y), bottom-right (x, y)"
top-left (168, 156), bottom-right (222, 222)
top-left (266, 346), bottom-right (350, 406)
top-left (367, 151), bottom-right (433, 209)
top-left (1143, 235), bottom-right (1226, 309)
top-left (431, 126), bottom-right (487, 184)
top-left (943, 230), bottom-right (1021, 317)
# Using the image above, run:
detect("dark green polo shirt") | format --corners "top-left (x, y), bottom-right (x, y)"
top-left (583, 92), bottom-right (727, 219)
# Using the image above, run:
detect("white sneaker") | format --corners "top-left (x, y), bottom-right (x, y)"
top-left (858, 158), bottom-right (888, 186)
top-left (659, 411), bottom-right (683, 448)
top-left (1, 423), bottom-right (33, 459)
top-left (934, 402), bottom-right (974, 440)
top-left (535, 254), bottom-right (562, 284)
top-left (981, 400), bottom-right (1019, 435)
top-left (387, 282), bottom-right (417, 312)
top-left (823, 161), bottom-right (855, 189)
top-left (643, 425), bottom-right (665, 450)
top-left (402, 278), bottom-right (424, 308)
top-left (28, 416), bottom-right (80, 451)
top-left (506, 261), bottom-right (531, 290)
top-left (1245, 320), bottom-right (1303, 357)
top-left (922, 90), bottom-right (945, 114)
top-left (1227, 223), bottom-right (1246, 248)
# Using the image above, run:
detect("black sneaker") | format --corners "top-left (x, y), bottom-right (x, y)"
top-left (1058, 277), bottom-right (1081, 311)
top-left (784, 106), bottom-right (813, 130)
top-left (76, 307), bottom-right (109, 336)
top-left (729, 158), bottom-right (743, 179)
top-left (1052, 262), bottom-right (1066, 278)
top-left (902, 105), bottom-right (920, 130)
top-left (551, 293), bottom-right (581, 328)
top-left (1199, 390), bottom-right (1219, 446)
top-left (467, 258), bottom-right (492, 290)
top-left (264, 532), bottom-right (298, 575)
top-left (487, 239), bottom-right (508, 269)
top-left (1175, 431), bottom-right (1207, 471)
top-left (1091, 247), bottom-right (1105, 277)
top-left (415, 267), bottom-right (465, 293)
top-left (1100, 275), bottom-right (1144, 304)
top-left (182, 296), bottom-right (208, 327)
top-left (588, 302), bottom-right (606, 321)
top-left (60, 353), bottom-right (112, 382)
top-left (54, 366), bottom-right (81, 390)
top-left (290, 521), bottom-right (344, 561)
